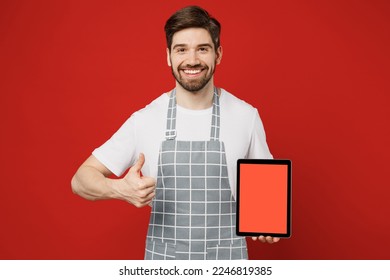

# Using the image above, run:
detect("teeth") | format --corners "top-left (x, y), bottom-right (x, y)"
top-left (183, 69), bottom-right (201, 74)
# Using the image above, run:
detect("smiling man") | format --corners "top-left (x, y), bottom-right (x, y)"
top-left (71, 6), bottom-right (277, 260)
top-left (169, 28), bottom-right (220, 94)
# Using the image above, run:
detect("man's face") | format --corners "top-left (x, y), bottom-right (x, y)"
top-left (167, 28), bottom-right (222, 92)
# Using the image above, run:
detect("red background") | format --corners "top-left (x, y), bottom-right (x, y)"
top-left (1, 0), bottom-right (389, 259)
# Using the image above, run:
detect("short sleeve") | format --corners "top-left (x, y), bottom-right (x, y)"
top-left (92, 115), bottom-right (138, 177)
top-left (247, 109), bottom-right (273, 159)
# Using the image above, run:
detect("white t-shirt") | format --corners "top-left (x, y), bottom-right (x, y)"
top-left (93, 88), bottom-right (273, 198)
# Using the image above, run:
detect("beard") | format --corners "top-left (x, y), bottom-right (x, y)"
top-left (171, 63), bottom-right (215, 93)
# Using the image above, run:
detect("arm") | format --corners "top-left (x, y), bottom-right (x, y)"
top-left (71, 153), bottom-right (156, 208)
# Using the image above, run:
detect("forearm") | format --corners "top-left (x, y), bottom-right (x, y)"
top-left (71, 165), bottom-right (116, 201)
top-left (71, 154), bottom-right (156, 207)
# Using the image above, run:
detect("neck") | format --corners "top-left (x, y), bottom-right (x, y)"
top-left (175, 82), bottom-right (215, 110)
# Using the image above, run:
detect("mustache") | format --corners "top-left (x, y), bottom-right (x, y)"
top-left (179, 63), bottom-right (207, 69)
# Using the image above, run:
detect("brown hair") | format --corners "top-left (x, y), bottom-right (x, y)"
top-left (165, 6), bottom-right (221, 52)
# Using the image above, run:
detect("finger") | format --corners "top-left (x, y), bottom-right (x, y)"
top-left (273, 237), bottom-right (281, 243)
top-left (129, 153), bottom-right (145, 175)
top-left (138, 187), bottom-right (156, 199)
top-left (266, 236), bottom-right (273, 243)
top-left (144, 195), bottom-right (155, 205)
top-left (142, 177), bottom-right (157, 189)
top-left (135, 178), bottom-right (156, 193)
top-left (251, 237), bottom-right (258, 241)
top-left (258, 235), bottom-right (266, 243)
top-left (133, 201), bottom-right (147, 208)
top-left (133, 193), bottom-right (155, 208)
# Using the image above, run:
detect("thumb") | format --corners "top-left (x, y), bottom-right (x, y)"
top-left (129, 153), bottom-right (145, 176)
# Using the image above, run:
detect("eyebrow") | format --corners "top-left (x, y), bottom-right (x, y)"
top-left (198, 43), bottom-right (213, 49)
top-left (172, 43), bottom-right (214, 50)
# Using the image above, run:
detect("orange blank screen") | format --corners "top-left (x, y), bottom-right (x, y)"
top-left (239, 164), bottom-right (288, 234)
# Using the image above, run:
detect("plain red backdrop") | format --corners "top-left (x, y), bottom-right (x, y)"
top-left (1, 0), bottom-right (389, 259)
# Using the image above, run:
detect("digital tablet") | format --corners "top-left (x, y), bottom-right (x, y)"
top-left (236, 159), bottom-right (292, 238)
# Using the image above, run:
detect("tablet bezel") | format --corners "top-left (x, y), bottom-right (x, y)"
top-left (236, 159), bottom-right (292, 238)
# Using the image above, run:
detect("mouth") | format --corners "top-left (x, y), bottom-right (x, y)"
top-left (180, 68), bottom-right (204, 78)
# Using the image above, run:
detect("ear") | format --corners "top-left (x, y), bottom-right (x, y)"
top-left (166, 48), bottom-right (171, 66)
top-left (216, 46), bottom-right (223, 65)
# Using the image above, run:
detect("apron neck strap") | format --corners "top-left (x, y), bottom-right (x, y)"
top-left (210, 87), bottom-right (220, 141)
top-left (165, 87), bottom-right (220, 141)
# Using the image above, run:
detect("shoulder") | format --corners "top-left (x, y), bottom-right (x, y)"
top-left (114, 92), bottom-right (169, 135)
top-left (220, 88), bottom-right (257, 118)
top-left (130, 92), bottom-right (169, 122)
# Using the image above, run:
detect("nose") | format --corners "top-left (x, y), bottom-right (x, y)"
top-left (186, 49), bottom-right (200, 66)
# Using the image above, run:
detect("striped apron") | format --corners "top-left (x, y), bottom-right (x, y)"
top-left (144, 88), bottom-right (247, 260)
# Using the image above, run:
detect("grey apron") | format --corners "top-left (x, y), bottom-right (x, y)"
top-left (144, 88), bottom-right (247, 260)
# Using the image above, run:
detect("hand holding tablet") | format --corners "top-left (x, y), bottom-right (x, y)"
top-left (236, 159), bottom-right (292, 239)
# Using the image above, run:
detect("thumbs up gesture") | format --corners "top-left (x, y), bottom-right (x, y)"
top-left (112, 153), bottom-right (156, 208)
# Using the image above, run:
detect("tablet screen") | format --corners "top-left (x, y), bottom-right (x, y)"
top-left (236, 159), bottom-right (292, 237)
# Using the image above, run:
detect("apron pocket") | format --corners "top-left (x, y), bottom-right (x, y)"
top-left (145, 239), bottom-right (176, 260)
top-left (206, 239), bottom-right (248, 260)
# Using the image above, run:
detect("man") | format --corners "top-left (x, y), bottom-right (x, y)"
top-left (71, 5), bottom-right (279, 260)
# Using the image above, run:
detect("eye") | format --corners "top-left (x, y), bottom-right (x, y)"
top-left (176, 48), bottom-right (186, 53)
top-left (199, 47), bottom-right (209, 53)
